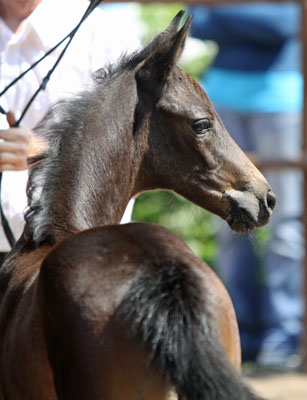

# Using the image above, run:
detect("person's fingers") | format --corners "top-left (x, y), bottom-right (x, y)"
top-left (0, 140), bottom-right (28, 155)
top-left (0, 151), bottom-right (28, 171)
top-left (0, 124), bottom-right (43, 170)
top-left (6, 111), bottom-right (17, 127)
top-left (0, 127), bottom-right (31, 144)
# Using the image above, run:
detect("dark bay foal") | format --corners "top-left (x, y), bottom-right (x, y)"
top-left (0, 12), bottom-right (274, 400)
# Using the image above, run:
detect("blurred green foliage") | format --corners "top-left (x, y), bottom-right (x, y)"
top-left (139, 2), bottom-right (186, 37)
top-left (133, 191), bottom-right (217, 267)
top-left (181, 44), bottom-right (216, 82)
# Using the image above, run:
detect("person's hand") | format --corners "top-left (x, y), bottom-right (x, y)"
top-left (0, 125), bottom-right (31, 171)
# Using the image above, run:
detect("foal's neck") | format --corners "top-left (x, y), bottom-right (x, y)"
top-left (54, 103), bottom-right (137, 237)
top-left (26, 74), bottom-right (140, 246)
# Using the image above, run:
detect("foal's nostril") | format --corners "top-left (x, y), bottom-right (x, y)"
top-left (258, 189), bottom-right (276, 226)
top-left (266, 189), bottom-right (277, 211)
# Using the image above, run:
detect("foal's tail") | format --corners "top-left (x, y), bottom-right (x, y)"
top-left (115, 259), bottom-right (264, 400)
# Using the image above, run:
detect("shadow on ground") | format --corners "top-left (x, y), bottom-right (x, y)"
top-left (245, 372), bottom-right (307, 400)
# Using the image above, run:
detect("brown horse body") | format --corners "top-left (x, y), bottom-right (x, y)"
top-left (0, 13), bottom-right (274, 400)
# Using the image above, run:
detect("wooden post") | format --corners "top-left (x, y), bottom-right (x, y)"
top-left (301, 0), bottom-right (307, 372)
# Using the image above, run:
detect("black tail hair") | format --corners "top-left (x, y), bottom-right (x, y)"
top-left (114, 260), bottom-right (264, 400)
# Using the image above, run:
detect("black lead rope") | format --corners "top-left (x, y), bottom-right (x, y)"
top-left (0, 0), bottom-right (102, 248)
top-left (0, 173), bottom-right (15, 248)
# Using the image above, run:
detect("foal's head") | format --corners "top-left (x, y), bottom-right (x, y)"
top-left (26, 11), bottom-right (275, 247)
top-left (133, 11), bottom-right (276, 233)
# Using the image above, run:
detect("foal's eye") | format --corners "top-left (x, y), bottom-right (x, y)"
top-left (191, 119), bottom-right (212, 136)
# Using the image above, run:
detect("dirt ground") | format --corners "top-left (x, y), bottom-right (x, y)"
top-left (245, 372), bottom-right (307, 400)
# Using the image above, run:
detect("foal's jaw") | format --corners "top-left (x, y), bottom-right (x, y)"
top-left (181, 173), bottom-right (276, 234)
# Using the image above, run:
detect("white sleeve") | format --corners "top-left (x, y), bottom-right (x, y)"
top-left (83, 6), bottom-right (142, 73)
top-left (120, 199), bottom-right (135, 224)
top-left (0, 170), bottom-right (28, 251)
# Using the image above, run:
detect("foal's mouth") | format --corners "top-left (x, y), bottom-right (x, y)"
top-left (225, 195), bottom-right (261, 233)
top-left (226, 208), bottom-right (258, 233)
top-left (223, 186), bottom-right (275, 233)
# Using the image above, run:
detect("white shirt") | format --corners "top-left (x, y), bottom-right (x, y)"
top-left (0, 0), bottom-right (140, 250)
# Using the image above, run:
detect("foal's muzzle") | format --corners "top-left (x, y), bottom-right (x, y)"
top-left (226, 187), bottom-right (276, 233)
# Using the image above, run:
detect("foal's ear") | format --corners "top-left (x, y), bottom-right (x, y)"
top-left (137, 12), bottom-right (193, 90)
top-left (147, 10), bottom-right (185, 50)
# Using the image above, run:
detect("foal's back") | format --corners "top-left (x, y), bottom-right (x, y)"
top-left (37, 223), bottom-right (243, 400)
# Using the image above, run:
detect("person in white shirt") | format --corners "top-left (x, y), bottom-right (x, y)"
top-left (0, 0), bottom-right (140, 256)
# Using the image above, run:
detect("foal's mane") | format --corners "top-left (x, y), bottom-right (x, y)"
top-left (23, 45), bottom-right (156, 248)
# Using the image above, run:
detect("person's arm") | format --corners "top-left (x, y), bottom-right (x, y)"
top-left (190, 7), bottom-right (228, 42)
top-left (190, 3), bottom-right (300, 46)
top-left (215, 3), bottom-right (299, 45)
